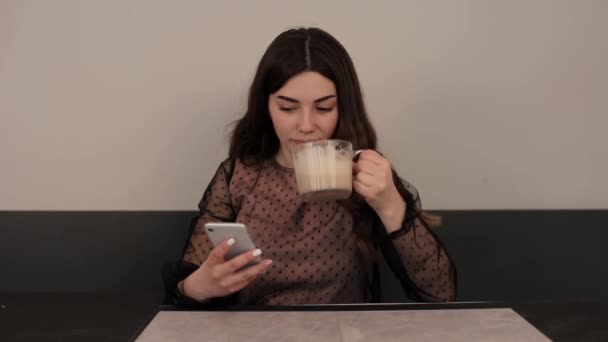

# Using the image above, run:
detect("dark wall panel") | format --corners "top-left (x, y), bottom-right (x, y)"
top-left (2, 210), bottom-right (607, 302)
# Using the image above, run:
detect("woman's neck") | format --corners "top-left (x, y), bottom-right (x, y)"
top-left (274, 146), bottom-right (294, 168)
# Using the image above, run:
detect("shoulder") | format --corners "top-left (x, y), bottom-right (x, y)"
top-left (392, 170), bottom-right (422, 208)
top-left (391, 168), bottom-right (418, 196)
top-left (218, 157), bottom-right (235, 172)
top-left (397, 175), bottom-right (419, 201)
top-left (217, 157), bottom-right (269, 180)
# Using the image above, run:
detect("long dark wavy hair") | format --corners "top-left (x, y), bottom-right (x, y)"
top-left (229, 27), bottom-right (376, 160)
top-left (229, 27), bottom-right (439, 266)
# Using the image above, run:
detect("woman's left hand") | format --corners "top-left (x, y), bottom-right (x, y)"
top-left (352, 150), bottom-right (406, 232)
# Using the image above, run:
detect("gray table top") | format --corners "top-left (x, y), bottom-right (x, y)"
top-left (136, 308), bottom-right (549, 341)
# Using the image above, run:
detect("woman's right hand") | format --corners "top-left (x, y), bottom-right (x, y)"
top-left (179, 238), bottom-right (273, 302)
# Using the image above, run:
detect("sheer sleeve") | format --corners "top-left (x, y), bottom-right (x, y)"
top-left (376, 174), bottom-right (457, 302)
top-left (162, 158), bottom-right (238, 306)
top-left (182, 158), bottom-right (237, 265)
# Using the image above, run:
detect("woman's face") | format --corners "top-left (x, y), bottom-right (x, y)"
top-left (268, 71), bottom-right (339, 167)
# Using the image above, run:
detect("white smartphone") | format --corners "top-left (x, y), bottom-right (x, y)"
top-left (204, 222), bottom-right (260, 265)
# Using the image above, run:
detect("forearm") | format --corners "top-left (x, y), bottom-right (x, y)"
top-left (162, 260), bottom-right (201, 306)
top-left (390, 219), bottom-right (456, 302)
top-left (179, 273), bottom-right (212, 303)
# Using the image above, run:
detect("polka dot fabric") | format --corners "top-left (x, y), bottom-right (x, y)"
top-left (230, 159), bottom-right (367, 305)
top-left (390, 177), bottom-right (456, 302)
top-left (181, 158), bottom-right (455, 304)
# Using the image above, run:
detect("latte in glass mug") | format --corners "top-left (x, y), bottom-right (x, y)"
top-left (291, 139), bottom-right (358, 202)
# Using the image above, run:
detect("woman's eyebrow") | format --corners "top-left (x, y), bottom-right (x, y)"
top-left (314, 95), bottom-right (336, 103)
top-left (276, 95), bottom-right (336, 103)
top-left (277, 95), bottom-right (299, 103)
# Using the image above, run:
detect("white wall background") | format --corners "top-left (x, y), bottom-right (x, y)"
top-left (1, 0), bottom-right (607, 210)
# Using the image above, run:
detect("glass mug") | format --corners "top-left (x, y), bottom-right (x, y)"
top-left (291, 139), bottom-right (361, 202)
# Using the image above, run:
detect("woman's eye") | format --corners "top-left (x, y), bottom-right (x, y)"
top-left (317, 107), bottom-right (333, 112)
top-left (279, 107), bottom-right (295, 112)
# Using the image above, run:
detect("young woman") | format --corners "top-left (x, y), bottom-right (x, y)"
top-left (163, 27), bottom-right (456, 306)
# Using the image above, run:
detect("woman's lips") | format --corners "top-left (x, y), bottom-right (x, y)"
top-left (291, 139), bottom-right (314, 144)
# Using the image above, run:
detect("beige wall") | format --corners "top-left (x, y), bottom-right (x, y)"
top-left (1, 0), bottom-right (607, 210)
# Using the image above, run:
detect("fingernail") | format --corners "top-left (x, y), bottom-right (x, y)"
top-left (252, 249), bottom-right (262, 257)
top-left (265, 260), bottom-right (273, 266)
top-left (227, 238), bottom-right (235, 246)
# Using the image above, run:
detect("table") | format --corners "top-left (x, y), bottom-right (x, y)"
top-left (137, 308), bottom-right (549, 341)
top-left (1, 293), bottom-right (607, 341)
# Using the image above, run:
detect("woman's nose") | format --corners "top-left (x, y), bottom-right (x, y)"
top-left (296, 111), bottom-right (315, 132)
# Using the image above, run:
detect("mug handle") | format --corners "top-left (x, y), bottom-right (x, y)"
top-left (353, 149), bottom-right (363, 162)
